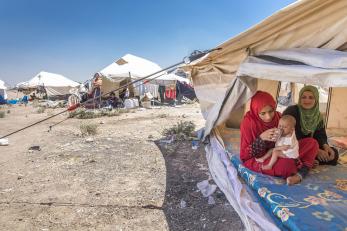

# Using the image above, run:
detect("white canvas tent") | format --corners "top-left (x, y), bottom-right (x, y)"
top-left (17, 71), bottom-right (79, 88)
top-left (184, 0), bottom-right (347, 230)
top-left (99, 53), bottom-right (163, 79)
top-left (0, 80), bottom-right (6, 89)
top-left (0, 80), bottom-right (7, 100)
top-left (98, 54), bottom-right (164, 97)
top-left (17, 71), bottom-right (79, 98)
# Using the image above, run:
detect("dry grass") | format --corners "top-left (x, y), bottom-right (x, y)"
top-left (80, 123), bottom-right (98, 136)
top-left (118, 108), bottom-right (130, 114)
top-left (31, 100), bottom-right (40, 108)
top-left (100, 110), bottom-right (120, 117)
top-left (0, 111), bottom-right (5, 118)
top-left (162, 121), bottom-right (196, 141)
top-left (36, 107), bottom-right (46, 114)
top-left (70, 109), bottom-right (122, 119)
top-left (159, 113), bottom-right (168, 118)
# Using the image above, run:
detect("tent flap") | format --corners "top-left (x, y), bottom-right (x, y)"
top-left (237, 49), bottom-right (347, 88)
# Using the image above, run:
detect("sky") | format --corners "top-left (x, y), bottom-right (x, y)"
top-left (0, 0), bottom-right (295, 86)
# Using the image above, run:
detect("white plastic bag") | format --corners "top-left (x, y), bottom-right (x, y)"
top-left (0, 138), bottom-right (9, 146)
top-left (197, 180), bottom-right (217, 197)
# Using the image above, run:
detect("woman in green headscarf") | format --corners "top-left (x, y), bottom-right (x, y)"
top-left (283, 85), bottom-right (339, 169)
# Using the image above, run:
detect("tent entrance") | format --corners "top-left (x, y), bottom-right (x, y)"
top-left (224, 48), bottom-right (347, 135)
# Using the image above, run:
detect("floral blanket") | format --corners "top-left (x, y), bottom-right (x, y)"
top-left (230, 156), bottom-right (347, 231)
top-left (220, 127), bottom-right (347, 230)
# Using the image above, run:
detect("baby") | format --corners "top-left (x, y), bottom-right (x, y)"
top-left (256, 115), bottom-right (299, 170)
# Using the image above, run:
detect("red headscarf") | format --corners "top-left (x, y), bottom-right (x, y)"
top-left (240, 91), bottom-right (281, 161)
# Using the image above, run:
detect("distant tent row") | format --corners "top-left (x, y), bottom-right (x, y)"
top-left (10, 54), bottom-right (192, 103)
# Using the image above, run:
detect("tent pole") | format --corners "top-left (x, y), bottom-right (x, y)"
top-left (325, 87), bottom-right (332, 128)
top-left (275, 81), bottom-right (281, 103)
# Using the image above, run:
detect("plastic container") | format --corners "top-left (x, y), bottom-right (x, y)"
top-left (142, 101), bottom-right (151, 109)
top-left (124, 99), bottom-right (134, 109)
top-left (132, 98), bottom-right (139, 107)
top-left (192, 140), bottom-right (199, 149)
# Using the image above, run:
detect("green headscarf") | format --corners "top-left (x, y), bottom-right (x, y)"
top-left (298, 85), bottom-right (323, 136)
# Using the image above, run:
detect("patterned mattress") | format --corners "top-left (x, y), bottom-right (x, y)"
top-left (221, 127), bottom-right (347, 231)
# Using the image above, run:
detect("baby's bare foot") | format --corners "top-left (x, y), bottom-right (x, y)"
top-left (286, 174), bottom-right (301, 185)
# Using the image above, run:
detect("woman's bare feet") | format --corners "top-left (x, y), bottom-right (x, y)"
top-left (286, 174), bottom-right (301, 185)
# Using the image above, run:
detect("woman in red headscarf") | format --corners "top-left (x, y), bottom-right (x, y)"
top-left (240, 91), bottom-right (318, 185)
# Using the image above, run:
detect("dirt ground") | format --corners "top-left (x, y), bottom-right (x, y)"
top-left (0, 103), bottom-right (243, 231)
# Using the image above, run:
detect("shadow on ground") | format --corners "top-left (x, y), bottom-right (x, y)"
top-left (154, 139), bottom-right (244, 231)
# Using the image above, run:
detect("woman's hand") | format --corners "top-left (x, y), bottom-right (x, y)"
top-left (323, 144), bottom-right (335, 161)
top-left (259, 128), bottom-right (278, 142)
top-left (317, 149), bottom-right (330, 162)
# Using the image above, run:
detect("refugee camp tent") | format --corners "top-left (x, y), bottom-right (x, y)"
top-left (0, 80), bottom-right (7, 103)
top-left (98, 54), bottom-right (164, 97)
top-left (100, 53), bottom-right (163, 79)
top-left (17, 71), bottom-right (79, 88)
top-left (0, 80), bottom-right (6, 89)
top-left (17, 71), bottom-right (79, 99)
top-left (184, 0), bottom-right (347, 230)
top-left (0, 79), bottom-right (7, 96)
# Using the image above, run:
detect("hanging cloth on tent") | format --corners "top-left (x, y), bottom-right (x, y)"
top-left (165, 85), bottom-right (176, 99)
top-left (158, 85), bottom-right (166, 103)
top-left (144, 83), bottom-right (158, 98)
top-left (176, 81), bottom-right (196, 100)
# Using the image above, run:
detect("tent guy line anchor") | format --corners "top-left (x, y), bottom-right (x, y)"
top-left (0, 48), bottom-right (221, 139)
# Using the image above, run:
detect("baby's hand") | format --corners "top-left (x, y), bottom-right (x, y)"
top-left (271, 128), bottom-right (282, 141)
